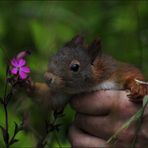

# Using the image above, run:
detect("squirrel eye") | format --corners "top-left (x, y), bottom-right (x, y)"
top-left (70, 60), bottom-right (80, 72)
top-left (70, 63), bottom-right (80, 72)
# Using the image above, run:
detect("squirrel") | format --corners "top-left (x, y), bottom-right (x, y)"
top-left (25, 34), bottom-right (148, 146)
top-left (29, 34), bottom-right (147, 112)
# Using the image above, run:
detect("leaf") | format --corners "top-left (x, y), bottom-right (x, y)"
top-left (14, 122), bottom-right (23, 133)
top-left (55, 123), bottom-right (62, 132)
top-left (8, 122), bottom-right (23, 146)
top-left (9, 139), bottom-right (19, 145)
top-left (53, 110), bottom-right (64, 119)
top-left (143, 96), bottom-right (148, 107)
top-left (135, 79), bottom-right (148, 85)
top-left (14, 122), bottom-right (18, 134)
top-left (17, 122), bottom-right (23, 131)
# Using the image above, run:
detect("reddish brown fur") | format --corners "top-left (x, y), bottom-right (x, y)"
top-left (92, 54), bottom-right (148, 102)
top-left (119, 63), bottom-right (148, 102)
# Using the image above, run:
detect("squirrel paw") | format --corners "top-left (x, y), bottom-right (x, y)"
top-left (127, 80), bottom-right (148, 102)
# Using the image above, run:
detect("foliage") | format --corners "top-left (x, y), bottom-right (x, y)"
top-left (0, 1), bottom-right (148, 147)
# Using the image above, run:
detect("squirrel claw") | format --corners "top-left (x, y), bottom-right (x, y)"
top-left (127, 81), bottom-right (148, 102)
top-left (127, 93), bottom-right (143, 103)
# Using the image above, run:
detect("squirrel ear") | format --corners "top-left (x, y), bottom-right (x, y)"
top-left (64, 34), bottom-right (84, 47)
top-left (87, 37), bottom-right (102, 63)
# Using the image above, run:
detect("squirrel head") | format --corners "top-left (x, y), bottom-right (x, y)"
top-left (44, 34), bottom-right (102, 94)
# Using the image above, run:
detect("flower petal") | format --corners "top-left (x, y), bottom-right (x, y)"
top-left (19, 71), bottom-right (27, 79)
top-left (21, 66), bottom-right (30, 73)
top-left (11, 58), bottom-right (19, 67)
top-left (18, 59), bottom-right (26, 67)
top-left (10, 68), bottom-right (18, 74)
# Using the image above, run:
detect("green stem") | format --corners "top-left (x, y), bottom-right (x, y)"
top-left (131, 102), bottom-right (147, 148)
top-left (3, 66), bottom-right (9, 148)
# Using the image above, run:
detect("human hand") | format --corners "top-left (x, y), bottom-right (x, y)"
top-left (69, 90), bottom-right (148, 148)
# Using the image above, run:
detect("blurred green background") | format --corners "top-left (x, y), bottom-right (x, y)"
top-left (0, 1), bottom-right (148, 147)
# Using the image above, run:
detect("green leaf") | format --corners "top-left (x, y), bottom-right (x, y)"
top-left (9, 139), bottom-right (19, 145)
top-left (143, 96), bottom-right (148, 107)
top-left (14, 122), bottom-right (18, 134)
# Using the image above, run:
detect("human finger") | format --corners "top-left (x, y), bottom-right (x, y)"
top-left (70, 90), bottom-right (140, 115)
top-left (68, 124), bottom-right (109, 148)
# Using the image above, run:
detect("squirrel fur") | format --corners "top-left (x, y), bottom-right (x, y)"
top-left (30, 34), bottom-right (147, 112)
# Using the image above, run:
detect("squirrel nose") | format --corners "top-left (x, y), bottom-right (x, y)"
top-left (47, 78), bottom-right (52, 84)
top-left (44, 72), bottom-right (54, 84)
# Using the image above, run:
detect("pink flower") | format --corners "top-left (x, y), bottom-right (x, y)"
top-left (10, 58), bottom-right (30, 79)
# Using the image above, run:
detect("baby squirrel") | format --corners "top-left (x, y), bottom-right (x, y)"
top-left (31, 34), bottom-right (148, 111)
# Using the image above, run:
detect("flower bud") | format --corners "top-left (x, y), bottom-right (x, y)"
top-left (16, 50), bottom-right (31, 59)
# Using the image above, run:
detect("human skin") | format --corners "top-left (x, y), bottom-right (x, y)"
top-left (69, 90), bottom-right (148, 148)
